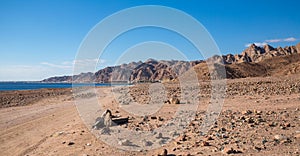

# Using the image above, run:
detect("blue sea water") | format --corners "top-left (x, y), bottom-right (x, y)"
top-left (0, 82), bottom-right (115, 91)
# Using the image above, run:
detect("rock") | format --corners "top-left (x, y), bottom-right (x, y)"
top-left (256, 118), bottom-right (265, 123)
top-left (254, 110), bottom-right (262, 115)
top-left (142, 139), bottom-right (152, 146)
top-left (223, 147), bottom-right (234, 154)
top-left (164, 100), bottom-right (171, 104)
top-left (268, 122), bottom-right (277, 127)
top-left (68, 141), bottom-right (75, 146)
top-left (205, 136), bottom-right (213, 141)
top-left (156, 132), bottom-right (163, 139)
top-left (242, 110), bottom-right (252, 115)
top-left (158, 116), bottom-right (164, 121)
top-left (86, 143), bottom-right (91, 146)
top-left (151, 116), bottom-right (157, 120)
top-left (222, 134), bottom-right (229, 138)
top-left (158, 149), bottom-right (168, 156)
top-left (223, 147), bottom-right (242, 154)
top-left (170, 97), bottom-right (180, 104)
top-left (201, 141), bottom-right (210, 146)
top-left (254, 146), bottom-right (262, 151)
top-left (179, 134), bottom-right (187, 141)
top-left (274, 134), bottom-right (290, 143)
top-left (280, 126), bottom-right (286, 130)
top-left (118, 139), bottom-right (130, 146)
top-left (284, 123), bottom-right (291, 127)
top-left (143, 116), bottom-right (148, 121)
top-left (246, 117), bottom-right (255, 124)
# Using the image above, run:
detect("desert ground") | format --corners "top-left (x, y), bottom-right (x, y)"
top-left (0, 76), bottom-right (299, 156)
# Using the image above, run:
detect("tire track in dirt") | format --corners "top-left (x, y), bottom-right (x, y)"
top-left (0, 100), bottom-right (77, 156)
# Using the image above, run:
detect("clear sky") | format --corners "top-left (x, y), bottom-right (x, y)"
top-left (0, 0), bottom-right (299, 81)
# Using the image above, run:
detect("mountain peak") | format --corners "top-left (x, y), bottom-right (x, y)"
top-left (145, 58), bottom-right (158, 63)
top-left (263, 44), bottom-right (274, 52)
top-left (242, 43), bottom-right (264, 57)
top-left (249, 43), bottom-right (258, 48)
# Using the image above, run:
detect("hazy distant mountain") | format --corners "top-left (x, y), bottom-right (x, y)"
top-left (42, 42), bottom-right (300, 83)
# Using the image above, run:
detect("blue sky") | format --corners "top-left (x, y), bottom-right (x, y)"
top-left (0, 0), bottom-right (299, 81)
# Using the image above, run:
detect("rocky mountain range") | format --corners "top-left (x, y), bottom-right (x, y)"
top-left (208, 42), bottom-right (300, 64)
top-left (42, 42), bottom-right (300, 83)
top-left (42, 59), bottom-right (202, 83)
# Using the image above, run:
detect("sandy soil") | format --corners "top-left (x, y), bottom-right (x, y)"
top-left (0, 77), bottom-right (299, 156)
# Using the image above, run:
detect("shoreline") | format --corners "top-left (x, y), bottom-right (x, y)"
top-left (0, 82), bottom-right (131, 92)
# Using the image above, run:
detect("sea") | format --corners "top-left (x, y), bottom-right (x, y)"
top-left (0, 82), bottom-right (120, 91)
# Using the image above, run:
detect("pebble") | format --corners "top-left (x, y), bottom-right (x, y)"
top-left (179, 134), bottom-right (187, 141)
top-left (274, 134), bottom-right (284, 140)
top-left (205, 136), bottom-right (213, 141)
top-left (268, 122), bottom-right (277, 127)
top-left (68, 141), bottom-right (75, 146)
top-left (151, 116), bottom-right (157, 120)
top-left (201, 141), bottom-right (210, 146)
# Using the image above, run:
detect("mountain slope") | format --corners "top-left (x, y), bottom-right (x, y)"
top-left (192, 53), bottom-right (300, 80)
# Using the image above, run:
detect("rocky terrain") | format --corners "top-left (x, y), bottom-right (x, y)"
top-left (1, 75), bottom-right (300, 155)
top-left (42, 43), bottom-right (300, 83)
top-left (0, 88), bottom-right (71, 108)
top-left (83, 76), bottom-right (300, 155)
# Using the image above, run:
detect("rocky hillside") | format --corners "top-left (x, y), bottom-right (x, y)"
top-left (192, 53), bottom-right (300, 80)
top-left (42, 59), bottom-right (202, 83)
top-left (42, 43), bottom-right (300, 83)
top-left (208, 43), bottom-right (300, 64)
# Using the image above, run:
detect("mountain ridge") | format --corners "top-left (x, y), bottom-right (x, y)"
top-left (42, 42), bottom-right (300, 83)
